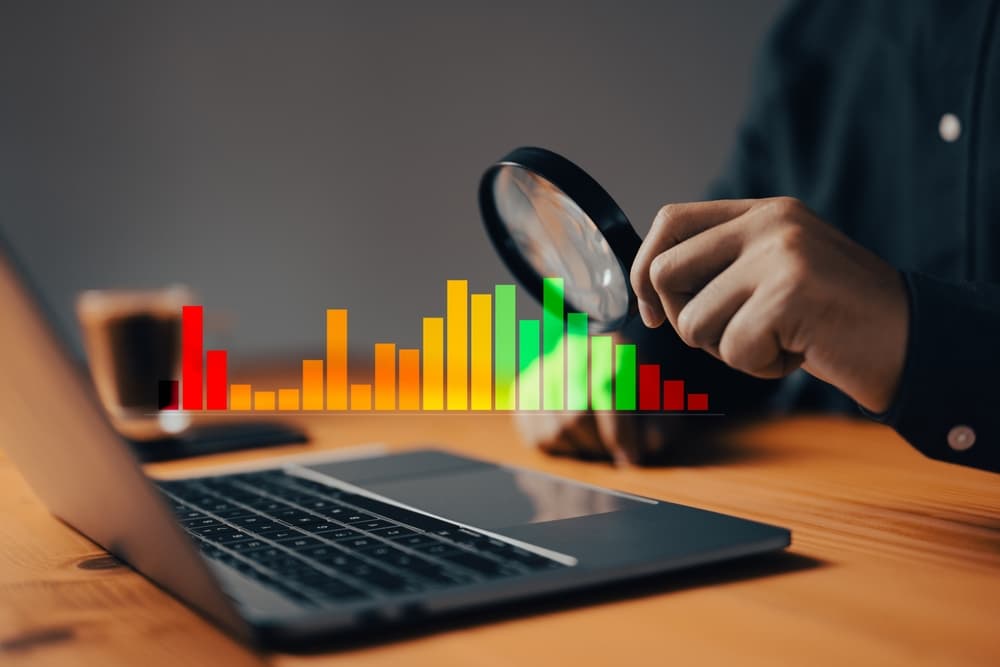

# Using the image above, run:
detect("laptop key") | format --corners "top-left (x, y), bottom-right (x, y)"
top-left (370, 526), bottom-right (417, 539)
top-left (340, 536), bottom-right (379, 550)
top-left (302, 521), bottom-right (341, 534)
top-left (227, 539), bottom-right (271, 553)
top-left (275, 536), bottom-right (323, 550)
top-left (412, 542), bottom-right (461, 557)
top-left (341, 512), bottom-right (376, 524)
top-left (212, 530), bottom-right (255, 545)
top-left (392, 533), bottom-right (436, 548)
top-left (321, 528), bottom-right (362, 540)
top-left (256, 528), bottom-right (302, 541)
top-left (354, 519), bottom-right (393, 531)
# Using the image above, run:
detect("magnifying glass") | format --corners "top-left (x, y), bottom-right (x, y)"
top-left (479, 146), bottom-right (643, 333)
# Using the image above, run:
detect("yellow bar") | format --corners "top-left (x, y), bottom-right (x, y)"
top-left (422, 317), bottom-right (444, 410)
top-left (350, 384), bottom-right (372, 411)
top-left (230, 384), bottom-right (252, 411)
top-left (374, 343), bottom-right (396, 411)
top-left (399, 348), bottom-right (420, 410)
top-left (302, 360), bottom-right (324, 410)
top-left (278, 388), bottom-right (300, 411)
top-left (470, 293), bottom-right (492, 410)
top-left (326, 309), bottom-right (348, 410)
top-left (254, 390), bottom-right (275, 411)
top-left (446, 280), bottom-right (468, 410)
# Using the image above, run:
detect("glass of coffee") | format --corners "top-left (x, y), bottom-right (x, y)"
top-left (76, 286), bottom-right (193, 441)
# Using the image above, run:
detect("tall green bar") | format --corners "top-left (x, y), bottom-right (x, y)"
top-left (494, 284), bottom-right (517, 410)
top-left (542, 278), bottom-right (564, 410)
top-left (615, 343), bottom-right (637, 410)
top-left (590, 335), bottom-right (613, 410)
top-left (566, 313), bottom-right (589, 410)
top-left (518, 319), bottom-right (540, 410)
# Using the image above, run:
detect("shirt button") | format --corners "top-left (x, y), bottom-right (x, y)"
top-left (939, 113), bottom-right (962, 142)
top-left (947, 425), bottom-right (976, 451)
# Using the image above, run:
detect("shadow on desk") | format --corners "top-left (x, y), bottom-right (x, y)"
top-left (284, 550), bottom-right (824, 655)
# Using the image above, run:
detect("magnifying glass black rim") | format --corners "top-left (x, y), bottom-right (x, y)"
top-left (478, 146), bottom-right (642, 333)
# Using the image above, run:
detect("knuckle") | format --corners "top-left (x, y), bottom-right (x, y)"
top-left (768, 196), bottom-right (804, 218)
top-left (648, 253), bottom-right (674, 291)
top-left (655, 203), bottom-right (682, 227)
top-left (719, 325), bottom-right (753, 372)
top-left (675, 305), bottom-right (703, 347)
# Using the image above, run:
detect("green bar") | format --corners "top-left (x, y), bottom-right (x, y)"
top-left (566, 313), bottom-right (589, 410)
top-left (615, 344), bottom-right (637, 410)
top-left (518, 320), bottom-right (540, 410)
top-left (542, 277), bottom-right (564, 410)
top-left (591, 335), bottom-right (613, 410)
top-left (494, 285), bottom-right (516, 410)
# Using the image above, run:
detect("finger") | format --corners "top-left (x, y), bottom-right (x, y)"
top-left (673, 256), bottom-right (757, 353)
top-left (595, 411), bottom-right (640, 466)
top-left (648, 223), bottom-right (746, 330)
top-left (631, 200), bottom-right (754, 327)
top-left (717, 287), bottom-right (804, 378)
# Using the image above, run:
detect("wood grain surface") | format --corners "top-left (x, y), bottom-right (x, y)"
top-left (3, 402), bottom-right (999, 666)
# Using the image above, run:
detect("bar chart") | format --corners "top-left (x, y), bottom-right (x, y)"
top-left (158, 278), bottom-right (712, 413)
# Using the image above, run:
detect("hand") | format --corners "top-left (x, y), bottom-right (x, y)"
top-left (630, 197), bottom-right (909, 413)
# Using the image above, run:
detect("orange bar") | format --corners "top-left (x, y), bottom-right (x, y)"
top-left (374, 343), bottom-right (396, 411)
top-left (399, 349), bottom-right (420, 410)
top-left (302, 360), bottom-right (324, 410)
top-left (350, 384), bottom-right (372, 411)
top-left (230, 384), bottom-right (252, 410)
top-left (278, 388), bottom-right (300, 411)
top-left (446, 279), bottom-right (468, 410)
top-left (254, 390), bottom-right (275, 411)
top-left (422, 317), bottom-right (444, 410)
top-left (470, 293), bottom-right (492, 410)
top-left (326, 309), bottom-right (347, 410)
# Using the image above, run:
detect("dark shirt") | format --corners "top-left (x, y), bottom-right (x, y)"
top-left (635, 1), bottom-right (1000, 473)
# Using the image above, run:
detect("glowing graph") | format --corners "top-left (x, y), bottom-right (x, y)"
top-left (158, 278), bottom-right (710, 412)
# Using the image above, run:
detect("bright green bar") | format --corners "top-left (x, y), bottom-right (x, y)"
top-left (494, 285), bottom-right (516, 410)
top-left (566, 313), bottom-right (589, 410)
top-left (518, 320), bottom-right (540, 410)
top-left (542, 278), bottom-right (564, 410)
top-left (615, 343), bottom-right (637, 410)
top-left (590, 335), bottom-right (613, 410)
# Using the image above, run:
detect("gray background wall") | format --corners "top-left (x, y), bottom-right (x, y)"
top-left (1, 0), bottom-right (784, 361)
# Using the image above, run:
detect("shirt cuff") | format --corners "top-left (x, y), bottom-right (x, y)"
top-left (862, 272), bottom-right (999, 473)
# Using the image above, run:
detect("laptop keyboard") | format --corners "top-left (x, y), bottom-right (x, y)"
top-left (157, 469), bottom-right (566, 608)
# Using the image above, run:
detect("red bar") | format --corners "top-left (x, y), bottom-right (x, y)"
top-left (181, 305), bottom-right (203, 410)
top-left (687, 393), bottom-right (709, 411)
top-left (663, 380), bottom-right (685, 411)
top-left (206, 350), bottom-right (228, 410)
top-left (639, 364), bottom-right (661, 411)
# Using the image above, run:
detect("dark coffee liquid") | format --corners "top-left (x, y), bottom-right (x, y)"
top-left (105, 313), bottom-right (179, 409)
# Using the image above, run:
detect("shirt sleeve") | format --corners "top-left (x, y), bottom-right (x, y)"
top-left (867, 273), bottom-right (1000, 473)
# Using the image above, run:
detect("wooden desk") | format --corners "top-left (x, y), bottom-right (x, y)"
top-left (2, 408), bottom-right (1000, 666)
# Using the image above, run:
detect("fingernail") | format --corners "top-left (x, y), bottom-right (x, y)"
top-left (638, 301), bottom-right (655, 327)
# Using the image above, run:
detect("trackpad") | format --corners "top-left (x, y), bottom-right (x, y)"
top-left (342, 467), bottom-right (637, 530)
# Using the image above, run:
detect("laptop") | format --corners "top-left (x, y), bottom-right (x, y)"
top-left (0, 236), bottom-right (790, 649)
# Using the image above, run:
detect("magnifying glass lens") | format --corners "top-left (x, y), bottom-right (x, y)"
top-left (491, 165), bottom-right (631, 328)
